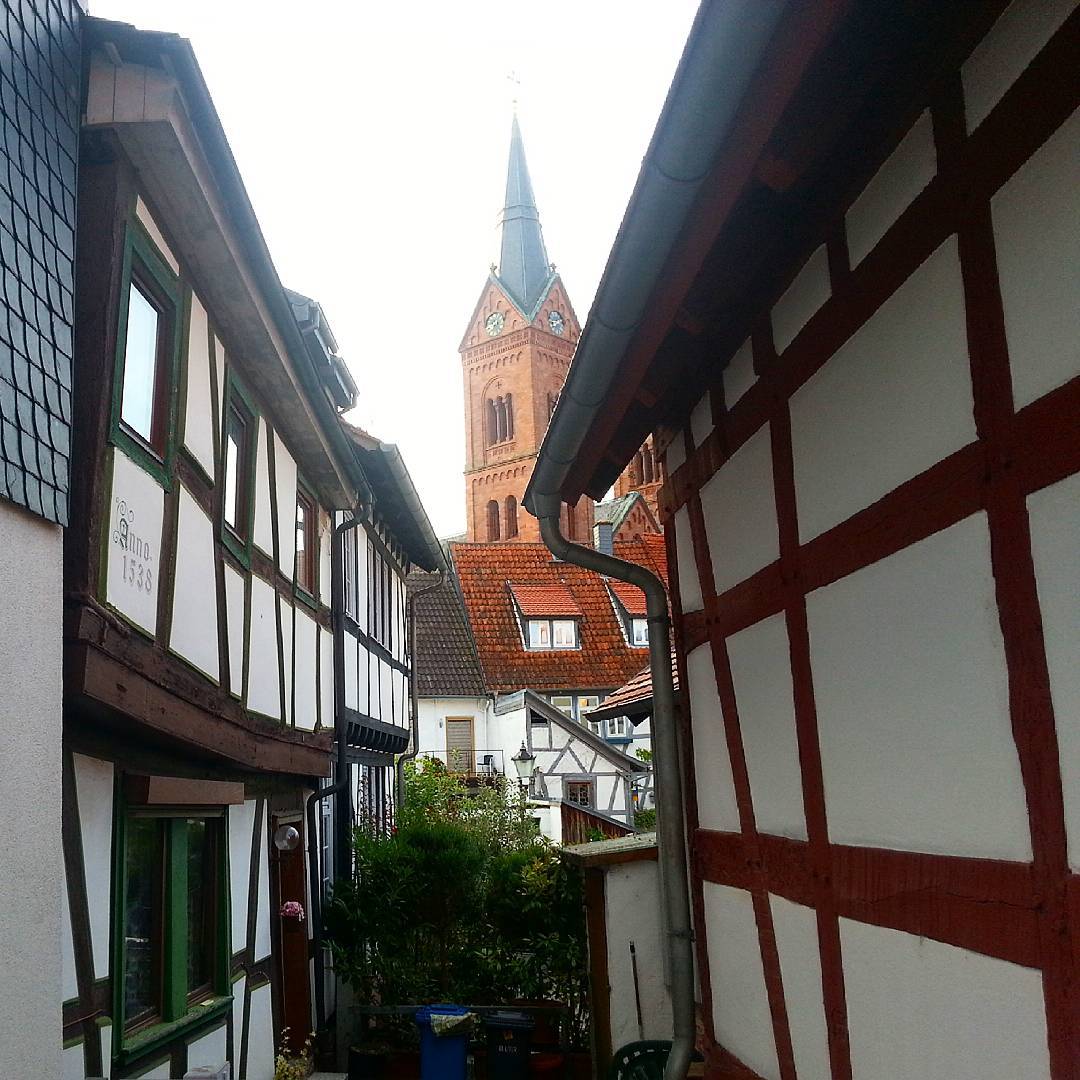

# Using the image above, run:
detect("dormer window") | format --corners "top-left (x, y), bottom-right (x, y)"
top-left (509, 582), bottom-right (582, 651)
top-left (608, 581), bottom-right (649, 647)
top-left (528, 618), bottom-right (577, 649)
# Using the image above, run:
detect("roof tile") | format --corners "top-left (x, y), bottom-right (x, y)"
top-left (509, 582), bottom-right (582, 617)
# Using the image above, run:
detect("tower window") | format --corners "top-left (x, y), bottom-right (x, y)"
top-left (486, 394), bottom-right (516, 446)
top-left (486, 499), bottom-right (501, 541)
top-left (566, 503), bottom-right (576, 541)
top-left (505, 495), bottom-right (518, 538)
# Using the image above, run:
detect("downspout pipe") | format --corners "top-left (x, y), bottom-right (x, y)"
top-left (307, 496), bottom-right (369, 1035)
top-left (537, 514), bottom-right (694, 1080)
top-left (396, 568), bottom-right (444, 808)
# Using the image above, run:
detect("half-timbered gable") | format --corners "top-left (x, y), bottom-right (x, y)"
top-left (527, 2), bottom-right (1080, 1077)
top-left (61, 19), bottom-right (376, 1079)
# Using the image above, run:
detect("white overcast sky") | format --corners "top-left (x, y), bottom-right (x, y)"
top-left (89, 1), bottom-right (700, 536)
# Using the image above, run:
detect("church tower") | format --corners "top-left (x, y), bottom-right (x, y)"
top-left (460, 117), bottom-right (592, 544)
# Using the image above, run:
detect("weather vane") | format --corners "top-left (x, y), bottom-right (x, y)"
top-left (507, 70), bottom-right (521, 113)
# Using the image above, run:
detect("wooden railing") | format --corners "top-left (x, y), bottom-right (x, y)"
top-left (561, 801), bottom-right (633, 845)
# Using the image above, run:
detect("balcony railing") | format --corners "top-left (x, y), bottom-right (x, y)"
top-left (419, 749), bottom-right (505, 778)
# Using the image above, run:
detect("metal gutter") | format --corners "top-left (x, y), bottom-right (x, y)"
top-left (537, 515), bottom-right (693, 1080)
top-left (523, 0), bottom-right (787, 519)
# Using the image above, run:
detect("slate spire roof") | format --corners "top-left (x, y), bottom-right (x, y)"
top-left (496, 115), bottom-right (552, 313)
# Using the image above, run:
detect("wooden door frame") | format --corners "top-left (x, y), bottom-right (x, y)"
top-left (268, 811), bottom-right (311, 1052)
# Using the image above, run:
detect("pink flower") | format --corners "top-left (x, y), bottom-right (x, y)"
top-left (280, 900), bottom-right (305, 922)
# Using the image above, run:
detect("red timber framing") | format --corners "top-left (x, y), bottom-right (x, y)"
top-left (658, 12), bottom-right (1080, 1080)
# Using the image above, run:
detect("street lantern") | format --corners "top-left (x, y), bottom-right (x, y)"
top-left (511, 741), bottom-right (536, 783)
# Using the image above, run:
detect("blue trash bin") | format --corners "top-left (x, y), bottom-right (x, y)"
top-left (415, 1004), bottom-right (471, 1080)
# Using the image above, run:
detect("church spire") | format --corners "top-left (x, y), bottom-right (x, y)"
top-left (496, 115), bottom-right (551, 314)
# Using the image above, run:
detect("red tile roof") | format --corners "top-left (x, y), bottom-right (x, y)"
top-left (451, 538), bottom-right (669, 694)
top-left (586, 649), bottom-right (679, 722)
top-left (508, 582), bottom-right (582, 617)
top-left (608, 580), bottom-right (647, 617)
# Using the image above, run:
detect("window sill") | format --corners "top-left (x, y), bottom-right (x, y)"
top-left (117, 995), bottom-right (231, 1066)
top-left (295, 583), bottom-right (319, 612)
top-left (221, 525), bottom-right (251, 569)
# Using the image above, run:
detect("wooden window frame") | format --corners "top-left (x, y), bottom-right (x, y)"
top-left (526, 617), bottom-right (579, 651)
top-left (112, 798), bottom-right (230, 1067)
top-left (111, 219), bottom-right (184, 487)
top-left (220, 370), bottom-right (258, 567)
top-left (295, 483), bottom-right (318, 601)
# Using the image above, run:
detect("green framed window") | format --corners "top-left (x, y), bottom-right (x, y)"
top-left (112, 219), bottom-right (183, 484)
top-left (221, 371), bottom-right (258, 566)
top-left (117, 812), bottom-right (229, 1043)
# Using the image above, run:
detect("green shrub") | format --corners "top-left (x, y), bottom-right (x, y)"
top-left (634, 808), bottom-right (657, 831)
top-left (325, 761), bottom-right (589, 1048)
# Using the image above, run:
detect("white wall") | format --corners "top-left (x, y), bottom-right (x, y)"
top-left (0, 506), bottom-right (62, 1080)
top-left (604, 859), bottom-right (673, 1050)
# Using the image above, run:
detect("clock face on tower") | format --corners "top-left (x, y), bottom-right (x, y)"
top-left (485, 311), bottom-right (505, 337)
top-left (548, 310), bottom-right (565, 336)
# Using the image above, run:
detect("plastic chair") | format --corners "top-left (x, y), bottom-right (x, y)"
top-left (607, 1041), bottom-right (672, 1080)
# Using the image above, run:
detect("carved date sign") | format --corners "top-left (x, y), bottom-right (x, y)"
top-left (112, 499), bottom-right (154, 594)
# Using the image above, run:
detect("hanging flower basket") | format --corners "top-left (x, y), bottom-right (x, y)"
top-left (280, 900), bottom-right (306, 922)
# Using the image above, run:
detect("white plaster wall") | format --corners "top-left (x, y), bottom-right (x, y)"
top-left (703, 882), bottom-right (780, 1080)
top-left (993, 104), bottom-right (1080, 410)
top-left (248, 577), bottom-right (280, 719)
top-left (318, 513), bottom-right (332, 607)
top-left (183, 291), bottom-right (216, 477)
top-left (224, 564), bottom-right (246, 698)
top-left (294, 608), bottom-right (318, 730)
top-left (769, 895), bottom-right (829, 1080)
top-left (106, 449), bottom-right (164, 635)
top-left (700, 425), bottom-right (778, 594)
top-left (344, 631), bottom-right (358, 711)
top-left (841, 918), bottom-right (1050, 1078)
top-left (690, 392), bottom-right (713, 450)
top-left (213, 337), bottom-right (226, 420)
top-left (319, 628), bottom-right (334, 729)
top-left (273, 432), bottom-right (297, 576)
top-left (724, 338), bottom-right (756, 407)
top-left (170, 486), bottom-right (219, 680)
top-left (62, 1042), bottom-right (84, 1080)
top-left (367, 651), bottom-right (379, 716)
top-left (253, 417), bottom-right (273, 557)
top-left (100, 1026), bottom-right (113, 1076)
top-left (790, 238), bottom-right (976, 542)
top-left (605, 860), bottom-right (673, 1048)
top-left (1028, 472), bottom-right (1080, 868)
top-left (665, 430), bottom-right (687, 475)
top-left (772, 245), bottom-right (831, 353)
top-left (281, 602), bottom-right (294, 723)
top-left (379, 657), bottom-right (393, 723)
top-left (135, 196), bottom-right (178, 273)
top-left (229, 800), bottom-right (256, 950)
top-left (0, 507), bottom-right (62, 1080)
top-left (187, 1022), bottom-right (228, 1072)
top-left (962, 0), bottom-right (1076, 132)
top-left (728, 614), bottom-right (807, 839)
top-left (530, 802), bottom-right (561, 843)
top-left (73, 753), bottom-right (115, 979)
top-left (247, 982), bottom-right (276, 1080)
top-left (231, 975), bottom-right (247, 1059)
top-left (808, 513), bottom-right (1031, 859)
top-left (254, 823), bottom-right (271, 961)
top-left (357, 535), bottom-right (371, 636)
top-left (61, 857), bottom-right (77, 1000)
top-left (687, 644), bottom-right (740, 832)
top-left (673, 505), bottom-right (703, 612)
top-left (845, 110), bottom-right (936, 266)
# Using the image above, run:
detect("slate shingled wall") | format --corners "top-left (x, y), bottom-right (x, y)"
top-left (0, 0), bottom-right (80, 523)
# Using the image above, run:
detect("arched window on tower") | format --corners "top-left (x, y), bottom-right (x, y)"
top-left (486, 499), bottom-right (501, 541)
top-left (486, 399), bottom-right (498, 447)
top-left (505, 393), bottom-right (514, 439)
top-left (505, 495), bottom-right (518, 538)
top-left (642, 446), bottom-right (655, 484)
top-left (497, 397), bottom-right (507, 442)
top-left (633, 451), bottom-right (644, 486)
top-left (566, 503), bottom-right (577, 541)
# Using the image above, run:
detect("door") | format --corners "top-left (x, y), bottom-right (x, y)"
top-left (445, 717), bottom-right (475, 774)
top-left (271, 814), bottom-right (311, 1051)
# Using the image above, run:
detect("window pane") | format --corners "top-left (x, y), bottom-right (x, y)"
top-left (120, 283), bottom-right (160, 444)
top-left (296, 500), bottom-right (306, 556)
top-left (186, 819), bottom-right (215, 996)
top-left (551, 696), bottom-right (573, 716)
top-left (553, 620), bottom-right (576, 647)
top-left (529, 620), bottom-right (549, 648)
top-left (633, 619), bottom-right (649, 645)
top-left (124, 817), bottom-right (163, 1027)
top-left (224, 410), bottom-right (243, 530)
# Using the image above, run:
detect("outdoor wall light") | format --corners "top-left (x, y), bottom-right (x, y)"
top-left (273, 824), bottom-right (301, 852)
top-left (512, 742), bottom-right (536, 782)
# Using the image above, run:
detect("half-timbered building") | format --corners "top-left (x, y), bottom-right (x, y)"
top-left (527, 1), bottom-right (1080, 1076)
top-left (61, 18), bottom-right (442, 1080)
